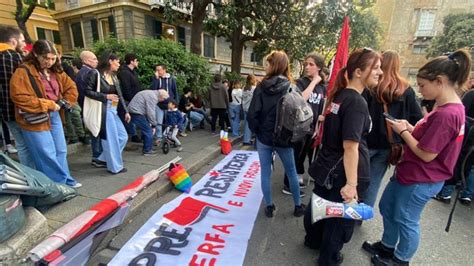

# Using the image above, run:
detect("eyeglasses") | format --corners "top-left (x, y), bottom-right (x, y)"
top-left (352, 47), bottom-right (373, 64)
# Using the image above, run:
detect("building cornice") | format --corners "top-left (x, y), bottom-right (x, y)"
top-left (52, 1), bottom-right (151, 20)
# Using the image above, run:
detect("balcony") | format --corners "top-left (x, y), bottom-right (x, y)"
top-left (149, 0), bottom-right (192, 14)
top-left (414, 29), bottom-right (435, 38)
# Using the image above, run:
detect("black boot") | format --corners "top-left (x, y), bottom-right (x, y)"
top-left (371, 254), bottom-right (409, 266)
top-left (362, 241), bottom-right (395, 258)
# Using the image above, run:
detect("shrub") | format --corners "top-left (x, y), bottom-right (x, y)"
top-left (76, 38), bottom-right (212, 97)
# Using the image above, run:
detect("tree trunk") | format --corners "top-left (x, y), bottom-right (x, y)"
top-left (190, 0), bottom-right (212, 55)
top-left (230, 25), bottom-right (244, 74)
top-left (15, 0), bottom-right (36, 44)
top-left (17, 21), bottom-right (32, 44)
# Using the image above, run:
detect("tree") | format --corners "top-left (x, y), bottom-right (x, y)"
top-left (426, 13), bottom-right (474, 58)
top-left (14, 0), bottom-right (53, 44)
top-left (205, 0), bottom-right (309, 74)
top-left (163, 0), bottom-right (217, 55)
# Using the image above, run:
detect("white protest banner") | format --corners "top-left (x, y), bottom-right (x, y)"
top-left (109, 150), bottom-right (262, 266)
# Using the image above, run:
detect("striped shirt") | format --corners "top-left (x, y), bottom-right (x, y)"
top-left (0, 48), bottom-right (22, 121)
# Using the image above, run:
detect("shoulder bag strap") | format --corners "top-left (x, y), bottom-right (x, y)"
top-left (383, 103), bottom-right (395, 144)
top-left (19, 65), bottom-right (44, 98)
top-left (95, 69), bottom-right (100, 92)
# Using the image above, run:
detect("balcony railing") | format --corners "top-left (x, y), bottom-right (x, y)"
top-left (414, 29), bottom-right (435, 37)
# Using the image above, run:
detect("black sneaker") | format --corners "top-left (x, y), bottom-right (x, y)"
top-left (108, 168), bottom-right (128, 175)
top-left (434, 194), bottom-right (451, 203)
top-left (91, 159), bottom-right (107, 168)
top-left (459, 196), bottom-right (472, 206)
top-left (143, 150), bottom-right (158, 156)
top-left (371, 254), bottom-right (409, 266)
top-left (362, 241), bottom-right (395, 259)
top-left (334, 252), bottom-right (344, 265)
top-left (282, 185), bottom-right (306, 198)
top-left (294, 203), bottom-right (306, 217)
top-left (265, 204), bottom-right (276, 218)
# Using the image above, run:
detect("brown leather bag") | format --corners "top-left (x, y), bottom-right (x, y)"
top-left (384, 104), bottom-right (403, 165)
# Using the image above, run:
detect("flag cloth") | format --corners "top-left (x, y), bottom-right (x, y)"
top-left (166, 163), bottom-right (193, 193)
top-left (327, 16), bottom-right (350, 95)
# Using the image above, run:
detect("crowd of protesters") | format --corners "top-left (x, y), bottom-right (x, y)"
top-left (1, 24), bottom-right (473, 266)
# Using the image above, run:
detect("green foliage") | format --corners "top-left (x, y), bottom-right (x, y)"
top-left (426, 13), bottom-right (474, 58)
top-left (224, 71), bottom-right (244, 84)
top-left (77, 38), bottom-right (212, 97)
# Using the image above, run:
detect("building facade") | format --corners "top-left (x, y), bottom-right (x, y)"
top-left (52, 0), bottom-right (264, 76)
top-left (0, 0), bottom-right (61, 50)
top-left (373, 0), bottom-right (474, 86)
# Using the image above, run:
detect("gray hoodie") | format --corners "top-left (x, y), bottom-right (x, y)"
top-left (128, 90), bottom-right (160, 126)
top-left (208, 82), bottom-right (229, 109)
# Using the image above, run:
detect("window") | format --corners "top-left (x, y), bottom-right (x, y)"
top-left (177, 26), bottom-right (186, 46)
top-left (91, 19), bottom-right (100, 42)
top-left (67, 0), bottom-right (79, 9)
top-left (124, 10), bottom-right (134, 39)
top-left (36, 28), bottom-right (61, 44)
top-left (100, 16), bottom-right (116, 38)
top-left (92, 0), bottom-right (106, 3)
top-left (145, 16), bottom-right (162, 39)
top-left (412, 44), bottom-right (427, 54)
top-left (203, 34), bottom-right (215, 58)
top-left (250, 52), bottom-right (263, 66)
top-left (416, 10), bottom-right (436, 37)
top-left (70, 22), bottom-right (84, 48)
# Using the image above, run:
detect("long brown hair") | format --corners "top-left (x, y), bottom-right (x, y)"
top-left (329, 48), bottom-right (381, 106)
top-left (24, 40), bottom-right (62, 73)
top-left (373, 50), bottom-right (409, 103)
top-left (244, 74), bottom-right (256, 91)
top-left (264, 50), bottom-right (292, 82)
top-left (417, 49), bottom-right (472, 91)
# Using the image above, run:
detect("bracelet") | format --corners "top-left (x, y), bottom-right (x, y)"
top-left (346, 182), bottom-right (358, 187)
top-left (400, 129), bottom-right (409, 136)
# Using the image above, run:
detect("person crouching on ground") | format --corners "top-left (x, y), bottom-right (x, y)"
top-left (363, 49), bottom-right (471, 266)
top-left (166, 100), bottom-right (184, 152)
top-left (247, 50), bottom-right (305, 218)
top-left (84, 52), bottom-right (130, 174)
top-left (304, 48), bottom-right (383, 265)
top-left (128, 89), bottom-right (169, 156)
top-left (10, 40), bottom-right (81, 188)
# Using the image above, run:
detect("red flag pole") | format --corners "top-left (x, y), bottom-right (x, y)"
top-left (312, 16), bottom-right (351, 151)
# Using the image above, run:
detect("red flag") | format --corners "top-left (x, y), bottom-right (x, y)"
top-left (327, 16), bottom-right (350, 94)
top-left (313, 16), bottom-right (350, 149)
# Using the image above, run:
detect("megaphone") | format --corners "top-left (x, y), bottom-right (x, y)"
top-left (311, 193), bottom-right (374, 223)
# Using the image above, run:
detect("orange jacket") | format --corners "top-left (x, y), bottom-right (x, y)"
top-left (10, 63), bottom-right (78, 131)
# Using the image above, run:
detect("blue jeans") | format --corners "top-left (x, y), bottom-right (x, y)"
top-left (379, 177), bottom-right (443, 262)
top-left (438, 165), bottom-right (474, 198)
top-left (365, 149), bottom-right (391, 207)
top-left (155, 108), bottom-right (166, 139)
top-left (91, 134), bottom-right (103, 161)
top-left (22, 112), bottom-right (77, 186)
top-left (228, 104), bottom-right (241, 137)
top-left (131, 114), bottom-right (153, 153)
top-left (98, 101), bottom-right (128, 173)
top-left (243, 111), bottom-right (252, 144)
top-left (256, 139), bottom-right (301, 207)
top-left (6, 120), bottom-right (35, 168)
top-left (189, 111), bottom-right (204, 127)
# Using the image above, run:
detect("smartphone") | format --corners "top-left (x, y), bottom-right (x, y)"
top-left (383, 112), bottom-right (397, 121)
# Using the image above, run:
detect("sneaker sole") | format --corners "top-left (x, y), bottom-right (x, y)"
top-left (281, 189), bottom-right (305, 198)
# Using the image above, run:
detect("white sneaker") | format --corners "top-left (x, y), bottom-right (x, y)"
top-left (72, 182), bottom-right (82, 188)
top-left (6, 144), bottom-right (17, 154)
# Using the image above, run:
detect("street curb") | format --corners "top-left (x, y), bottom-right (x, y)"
top-left (87, 136), bottom-right (242, 264)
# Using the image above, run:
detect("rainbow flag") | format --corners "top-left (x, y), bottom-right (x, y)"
top-left (166, 163), bottom-right (192, 193)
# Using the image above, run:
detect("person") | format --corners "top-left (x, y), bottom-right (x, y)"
top-left (222, 79), bottom-right (231, 129)
top-left (10, 40), bottom-right (81, 187)
top-left (0, 25), bottom-right (34, 166)
top-left (71, 58), bottom-right (82, 74)
top-left (128, 89), bottom-right (169, 156)
top-left (363, 50), bottom-right (423, 207)
top-left (84, 52), bottom-right (130, 174)
top-left (179, 88), bottom-right (206, 129)
top-left (282, 53), bottom-right (327, 197)
top-left (76, 50), bottom-right (102, 167)
top-left (247, 50), bottom-right (305, 218)
top-left (166, 100), bottom-right (184, 152)
top-left (363, 49), bottom-right (471, 266)
top-left (435, 77), bottom-right (474, 205)
top-left (229, 80), bottom-right (243, 137)
top-left (117, 53), bottom-right (140, 143)
top-left (304, 48), bottom-right (382, 265)
top-left (150, 64), bottom-right (179, 143)
top-left (208, 74), bottom-right (229, 134)
top-left (242, 74), bottom-right (257, 145)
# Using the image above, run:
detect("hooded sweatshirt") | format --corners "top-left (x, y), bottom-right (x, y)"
top-left (247, 75), bottom-right (290, 147)
top-left (208, 82), bottom-right (229, 109)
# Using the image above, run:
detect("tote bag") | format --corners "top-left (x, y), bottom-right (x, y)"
top-left (83, 70), bottom-right (102, 137)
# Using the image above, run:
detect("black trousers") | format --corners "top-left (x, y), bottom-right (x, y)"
top-left (304, 176), bottom-right (368, 265)
top-left (211, 108), bottom-right (227, 132)
top-left (283, 135), bottom-right (317, 187)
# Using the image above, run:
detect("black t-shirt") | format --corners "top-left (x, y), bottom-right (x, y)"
top-left (319, 89), bottom-right (371, 182)
top-left (462, 89), bottom-right (474, 118)
top-left (296, 77), bottom-right (326, 129)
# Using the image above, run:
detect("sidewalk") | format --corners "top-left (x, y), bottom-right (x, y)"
top-left (1, 129), bottom-right (240, 263)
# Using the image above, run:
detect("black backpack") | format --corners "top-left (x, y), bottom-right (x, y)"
top-left (445, 116), bottom-right (474, 232)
